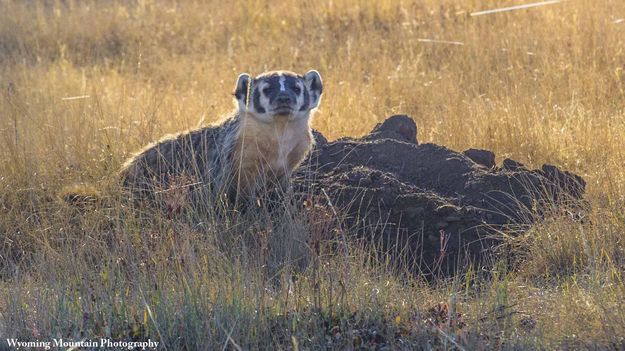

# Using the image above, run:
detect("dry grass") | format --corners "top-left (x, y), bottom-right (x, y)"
top-left (1, 0), bottom-right (625, 349)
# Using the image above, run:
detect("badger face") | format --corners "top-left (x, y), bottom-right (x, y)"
top-left (234, 70), bottom-right (323, 122)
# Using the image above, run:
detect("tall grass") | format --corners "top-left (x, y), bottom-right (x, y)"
top-left (1, 0), bottom-right (625, 348)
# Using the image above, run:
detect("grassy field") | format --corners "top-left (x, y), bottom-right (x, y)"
top-left (1, 0), bottom-right (625, 349)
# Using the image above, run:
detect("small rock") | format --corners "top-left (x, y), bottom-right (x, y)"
top-left (541, 164), bottom-right (586, 197)
top-left (502, 158), bottom-right (526, 171)
top-left (463, 148), bottom-right (496, 169)
top-left (362, 115), bottom-right (418, 144)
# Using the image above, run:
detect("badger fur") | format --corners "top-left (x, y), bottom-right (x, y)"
top-left (119, 70), bottom-right (323, 207)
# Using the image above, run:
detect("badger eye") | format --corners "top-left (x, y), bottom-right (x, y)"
top-left (293, 86), bottom-right (301, 95)
top-left (262, 87), bottom-right (272, 95)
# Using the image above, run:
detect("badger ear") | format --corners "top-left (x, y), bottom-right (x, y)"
top-left (234, 73), bottom-right (251, 105)
top-left (304, 70), bottom-right (323, 109)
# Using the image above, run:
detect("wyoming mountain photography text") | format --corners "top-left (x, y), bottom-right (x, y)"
top-left (1, 0), bottom-right (624, 350)
top-left (5, 338), bottom-right (159, 350)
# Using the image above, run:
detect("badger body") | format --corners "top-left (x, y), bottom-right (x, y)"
top-left (119, 70), bottom-right (323, 206)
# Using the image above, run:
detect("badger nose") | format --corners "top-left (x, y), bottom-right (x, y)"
top-left (275, 94), bottom-right (292, 105)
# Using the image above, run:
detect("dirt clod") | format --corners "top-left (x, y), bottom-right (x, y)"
top-left (463, 148), bottom-right (496, 169)
top-left (361, 114), bottom-right (418, 144)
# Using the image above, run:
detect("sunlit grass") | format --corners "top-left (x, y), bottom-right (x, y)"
top-left (1, 0), bottom-right (625, 348)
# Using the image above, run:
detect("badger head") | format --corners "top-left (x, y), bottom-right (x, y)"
top-left (233, 70), bottom-right (323, 122)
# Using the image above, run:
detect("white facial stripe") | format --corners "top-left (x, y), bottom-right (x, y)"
top-left (279, 76), bottom-right (286, 92)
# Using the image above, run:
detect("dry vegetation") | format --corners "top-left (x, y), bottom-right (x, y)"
top-left (1, 0), bottom-right (625, 349)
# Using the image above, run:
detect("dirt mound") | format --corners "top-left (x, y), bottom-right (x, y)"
top-left (294, 115), bottom-right (586, 275)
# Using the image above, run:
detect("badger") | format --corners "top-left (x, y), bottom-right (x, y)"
top-left (119, 70), bottom-right (323, 208)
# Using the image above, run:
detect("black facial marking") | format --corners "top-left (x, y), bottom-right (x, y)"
top-left (252, 88), bottom-right (265, 113)
top-left (300, 87), bottom-right (309, 111)
top-left (262, 86), bottom-right (274, 95)
top-left (235, 74), bottom-right (250, 101)
top-left (310, 78), bottom-right (322, 94)
top-left (285, 76), bottom-right (298, 87)
top-left (235, 85), bottom-right (247, 100)
top-left (261, 75), bottom-right (300, 105)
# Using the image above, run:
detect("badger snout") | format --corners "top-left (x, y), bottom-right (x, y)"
top-left (275, 93), bottom-right (293, 105)
top-left (272, 93), bottom-right (296, 114)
